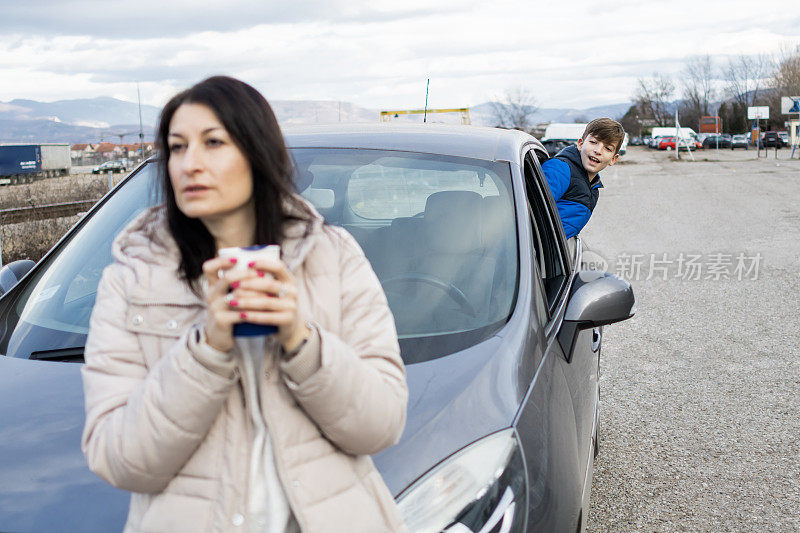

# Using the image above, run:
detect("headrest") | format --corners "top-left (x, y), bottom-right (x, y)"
top-left (423, 191), bottom-right (483, 253)
top-left (481, 196), bottom-right (512, 244)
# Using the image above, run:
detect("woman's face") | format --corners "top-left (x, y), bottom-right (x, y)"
top-left (167, 103), bottom-right (254, 223)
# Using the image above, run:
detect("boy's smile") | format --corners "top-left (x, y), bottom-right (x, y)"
top-left (576, 134), bottom-right (619, 180)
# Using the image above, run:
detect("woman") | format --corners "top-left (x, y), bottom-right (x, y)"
top-left (81, 76), bottom-right (408, 533)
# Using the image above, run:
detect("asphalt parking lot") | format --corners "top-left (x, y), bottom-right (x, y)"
top-left (583, 146), bottom-right (800, 531)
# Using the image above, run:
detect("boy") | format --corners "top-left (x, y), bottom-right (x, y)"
top-left (542, 118), bottom-right (625, 242)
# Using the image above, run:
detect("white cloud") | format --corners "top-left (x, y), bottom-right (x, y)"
top-left (0, 0), bottom-right (798, 110)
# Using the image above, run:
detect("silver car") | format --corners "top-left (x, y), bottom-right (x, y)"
top-left (0, 124), bottom-right (635, 532)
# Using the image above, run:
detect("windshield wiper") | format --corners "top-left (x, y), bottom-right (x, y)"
top-left (29, 347), bottom-right (84, 363)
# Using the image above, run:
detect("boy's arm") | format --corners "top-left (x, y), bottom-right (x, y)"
top-left (541, 159), bottom-right (570, 201)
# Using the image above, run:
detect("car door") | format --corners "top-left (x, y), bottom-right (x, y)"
top-left (527, 150), bottom-right (599, 485)
top-left (514, 148), bottom-right (582, 530)
top-left (515, 147), bottom-right (601, 529)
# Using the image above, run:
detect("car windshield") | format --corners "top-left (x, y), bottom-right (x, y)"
top-left (294, 149), bottom-right (517, 362)
top-left (0, 164), bottom-right (160, 362)
top-left (0, 149), bottom-right (518, 364)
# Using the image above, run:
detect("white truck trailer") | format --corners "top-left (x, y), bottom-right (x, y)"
top-left (650, 127), bottom-right (697, 140)
top-left (40, 144), bottom-right (71, 178)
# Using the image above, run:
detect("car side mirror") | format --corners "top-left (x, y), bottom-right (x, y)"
top-left (0, 260), bottom-right (35, 297)
top-left (558, 270), bottom-right (636, 361)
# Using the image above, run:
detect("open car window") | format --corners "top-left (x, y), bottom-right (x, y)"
top-left (522, 152), bottom-right (569, 313)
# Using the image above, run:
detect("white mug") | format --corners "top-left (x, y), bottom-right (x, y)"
top-left (218, 245), bottom-right (281, 337)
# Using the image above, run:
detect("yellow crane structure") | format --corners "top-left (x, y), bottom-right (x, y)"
top-left (380, 108), bottom-right (471, 125)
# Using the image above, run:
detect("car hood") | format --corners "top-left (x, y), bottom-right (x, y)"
top-left (0, 357), bottom-right (129, 532)
top-left (0, 325), bottom-right (528, 529)
top-left (374, 328), bottom-right (529, 495)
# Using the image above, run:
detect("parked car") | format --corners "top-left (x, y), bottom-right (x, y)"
top-left (760, 131), bottom-right (785, 148)
top-left (91, 160), bottom-right (127, 174)
top-left (659, 136), bottom-right (701, 151)
top-left (0, 125), bottom-right (635, 532)
top-left (695, 133), bottom-right (712, 145)
top-left (701, 134), bottom-right (732, 149)
top-left (731, 134), bottom-right (749, 150)
top-left (629, 136), bottom-right (643, 146)
top-left (649, 135), bottom-right (664, 148)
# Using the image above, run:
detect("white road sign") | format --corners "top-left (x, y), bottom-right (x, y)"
top-left (747, 106), bottom-right (770, 120)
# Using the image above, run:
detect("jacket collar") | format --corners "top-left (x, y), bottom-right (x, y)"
top-left (555, 144), bottom-right (605, 189)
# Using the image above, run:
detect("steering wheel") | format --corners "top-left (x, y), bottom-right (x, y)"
top-left (381, 273), bottom-right (476, 317)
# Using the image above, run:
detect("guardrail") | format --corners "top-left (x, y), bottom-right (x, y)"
top-left (0, 199), bottom-right (99, 225)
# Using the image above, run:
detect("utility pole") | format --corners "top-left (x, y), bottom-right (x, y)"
top-left (423, 79), bottom-right (429, 123)
top-left (137, 83), bottom-right (145, 162)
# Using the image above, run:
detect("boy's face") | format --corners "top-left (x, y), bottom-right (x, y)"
top-left (576, 134), bottom-right (619, 179)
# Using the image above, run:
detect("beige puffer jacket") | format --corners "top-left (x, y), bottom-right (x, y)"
top-left (81, 203), bottom-right (408, 533)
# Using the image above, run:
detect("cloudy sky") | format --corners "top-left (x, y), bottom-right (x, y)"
top-left (1, 0), bottom-right (798, 111)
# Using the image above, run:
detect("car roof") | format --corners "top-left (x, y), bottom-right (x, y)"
top-left (282, 123), bottom-right (542, 163)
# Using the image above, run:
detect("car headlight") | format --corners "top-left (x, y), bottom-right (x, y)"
top-left (396, 429), bottom-right (526, 533)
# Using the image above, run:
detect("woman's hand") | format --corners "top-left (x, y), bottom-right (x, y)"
top-left (232, 257), bottom-right (311, 352)
top-left (208, 256), bottom-right (311, 353)
top-left (201, 256), bottom-right (251, 352)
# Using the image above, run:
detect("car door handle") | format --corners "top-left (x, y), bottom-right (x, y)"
top-left (591, 327), bottom-right (602, 352)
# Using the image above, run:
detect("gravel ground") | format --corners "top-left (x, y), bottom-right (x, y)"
top-left (583, 146), bottom-right (800, 532)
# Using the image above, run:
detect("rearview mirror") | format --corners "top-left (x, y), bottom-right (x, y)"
top-left (0, 260), bottom-right (35, 297)
top-left (558, 270), bottom-right (636, 361)
top-left (302, 188), bottom-right (335, 210)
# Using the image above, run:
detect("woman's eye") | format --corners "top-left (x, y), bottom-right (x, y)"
top-left (169, 144), bottom-right (185, 152)
top-left (206, 138), bottom-right (224, 147)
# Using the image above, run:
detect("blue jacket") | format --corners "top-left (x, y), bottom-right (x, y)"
top-left (541, 144), bottom-right (604, 239)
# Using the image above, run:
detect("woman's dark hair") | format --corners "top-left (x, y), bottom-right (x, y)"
top-left (156, 75), bottom-right (312, 289)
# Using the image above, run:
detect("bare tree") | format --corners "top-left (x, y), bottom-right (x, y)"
top-left (723, 54), bottom-right (769, 108)
top-left (771, 45), bottom-right (800, 95)
top-left (682, 55), bottom-right (716, 116)
top-left (763, 46), bottom-right (800, 130)
top-left (634, 74), bottom-right (674, 126)
top-left (490, 87), bottom-right (539, 131)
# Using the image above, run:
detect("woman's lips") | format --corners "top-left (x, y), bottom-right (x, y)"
top-left (183, 185), bottom-right (210, 196)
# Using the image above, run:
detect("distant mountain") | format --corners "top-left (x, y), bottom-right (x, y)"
top-left (0, 97), bottom-right (160, 144)
top-left (0, 118), bottom-right (147, 144)
top-left (0, 96), bottom-right (633, 144)
top-left (2, 96), bottom-right (161, 128)
top-left (470, 102), bottom-right (631, 127)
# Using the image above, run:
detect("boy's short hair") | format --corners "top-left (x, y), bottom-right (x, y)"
top-left (582, 118), bottom-right (625, 154)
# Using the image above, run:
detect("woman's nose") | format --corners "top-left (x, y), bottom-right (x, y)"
top-left (181, 143), bottom-right (203, 172)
